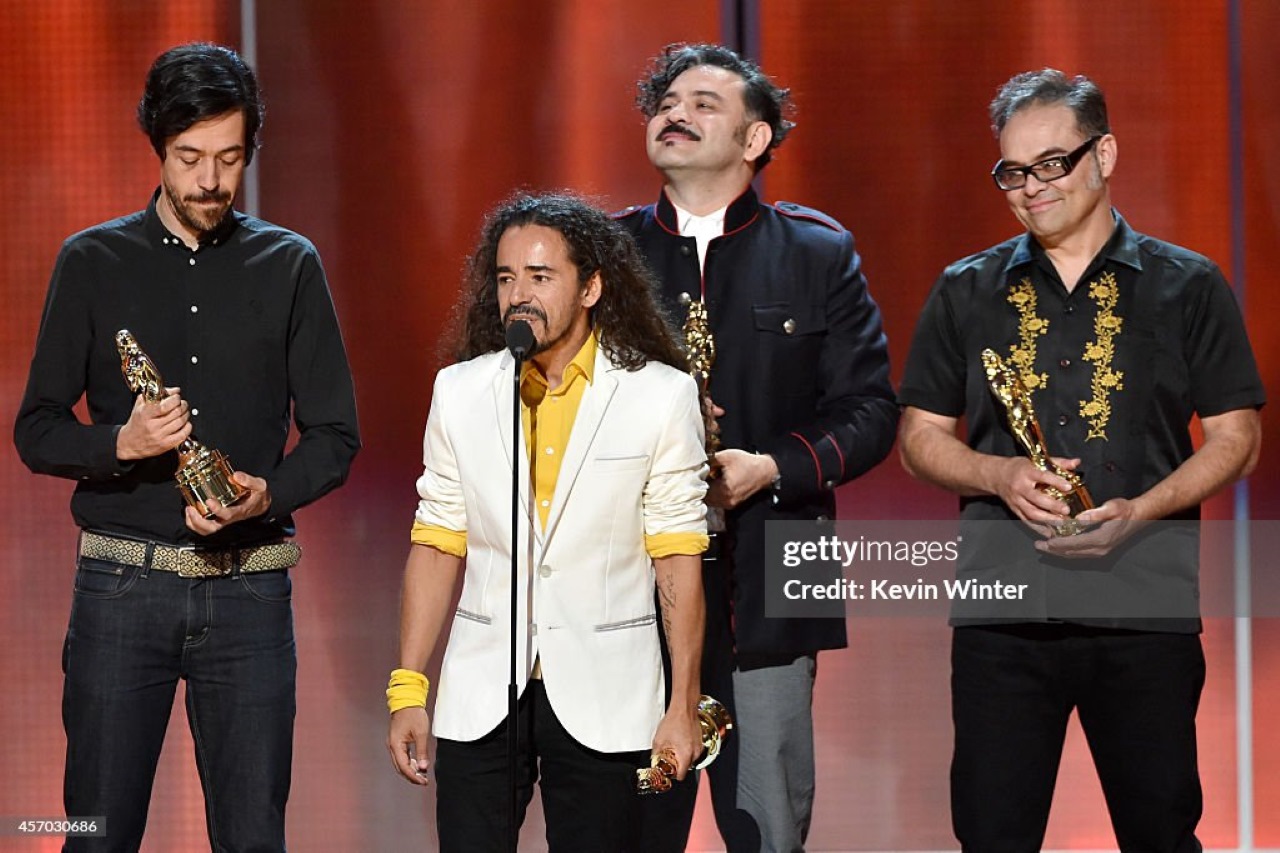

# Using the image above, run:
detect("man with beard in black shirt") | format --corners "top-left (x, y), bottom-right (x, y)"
top-left (14, 42), bottom-right (359, 852)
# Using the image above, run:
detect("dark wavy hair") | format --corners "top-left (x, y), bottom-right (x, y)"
top-left (989, 69), bottom-right (1110, 139)
top-left (450, 192), bottom-right (687, 373)
top-left (137, 42), bottom-right (265, 164)
top-left (635, 43), bottom-right (794, 172)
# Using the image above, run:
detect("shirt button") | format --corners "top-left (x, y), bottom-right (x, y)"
top-left (190, 305), bottom-right (198, 313)
top-left (539, 565), bottom-right (553, 578)
top-left (1059, 358), bottom-right (1071, 368)
top-left (1057, 415), bottom-right (1069, 426)
top-left (679, 245), bottom-right (692, 256)
top-left (783, 319), bottom-right (797, 335)
top-left (190, 356), bottom-right (199, 364)
top-left (824, 480), bottom-right (836, 490)
top-left (188, 257), bottom-right (196, 266)
top-left (1064, 304), bottom-right (1075, 314)
top-left (540, 499), bottom-right (550, 508)
top-left (544, 447), bottom-right (554, 455)
top-left (678, 292), bottom-right (692, 305)
top-left (191, 408), bottom-right (200, 416)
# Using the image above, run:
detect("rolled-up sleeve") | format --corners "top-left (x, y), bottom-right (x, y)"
top-left (413, 371), bottom-right (468, 539)
top-left (642, 373), bottom-right (708, 553)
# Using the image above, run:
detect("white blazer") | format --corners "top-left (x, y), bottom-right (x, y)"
top-left (415, 344), bottom-right (707, 753)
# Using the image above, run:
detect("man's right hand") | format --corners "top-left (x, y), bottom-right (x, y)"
top-left (990, 454), bottom-right (1079, 536)
top-left (116, 388), bottom-right (192, 461)
top-left (387, 707), bottom-right (432, 785)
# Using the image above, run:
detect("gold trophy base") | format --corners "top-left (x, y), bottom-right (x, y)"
top-left (1040, 479), bottom-right (1094, 537)
top-left (176, 442), bottom-right (248, 519)
top-left (637, 695), bottom-right (734, 794)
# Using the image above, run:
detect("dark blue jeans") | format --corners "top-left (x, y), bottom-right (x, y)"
top-left (62, 556), bottom-right (296, 853)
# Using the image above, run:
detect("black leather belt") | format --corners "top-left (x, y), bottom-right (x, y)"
top-left (78, 530), bottom-right (300, 579)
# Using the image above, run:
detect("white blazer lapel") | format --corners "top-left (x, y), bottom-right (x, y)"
top-left (492, 351), bottom-right (537, 536)
top-left (542, 347), bottom-right (619, 542)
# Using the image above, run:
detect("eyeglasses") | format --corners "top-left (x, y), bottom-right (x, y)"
top-left (990, 136), bottom-right (1101, 191)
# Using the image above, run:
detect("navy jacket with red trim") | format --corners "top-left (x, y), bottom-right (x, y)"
top-left (616, 186), bottom-right (898, 655)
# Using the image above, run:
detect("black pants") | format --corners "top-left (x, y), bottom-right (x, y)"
top-left (434, 679), bottom-right (648, 852)
top-left (951, 624), bottom-right (1205, 853)
top-left (637, 535), bottom-right (768, 853)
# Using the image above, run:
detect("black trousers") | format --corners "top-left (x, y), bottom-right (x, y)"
top-left (951, 624), bottom-right (1205, 853)
top-left (637, 535), bottom-right (767, 853)
top-left (434, 679), bottom-right (649, 853)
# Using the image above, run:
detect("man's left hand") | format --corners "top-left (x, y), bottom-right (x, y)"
top-left (651, 702), bottom-right (701, 781)
top-left (1034, 497), bottom-right (1147, 559)
top-left (707, 449), bottom-right (777, 509)
top-left (185, 470), bottom-right (272, 535)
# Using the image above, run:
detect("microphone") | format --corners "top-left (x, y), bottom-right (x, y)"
top-left (505, 320), bottom-right (535, 360)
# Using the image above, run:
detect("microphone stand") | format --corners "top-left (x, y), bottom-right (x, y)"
top-left (504, 322), bottom-right (533, 852)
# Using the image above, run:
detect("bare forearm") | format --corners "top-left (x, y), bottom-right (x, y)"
top-left (899, 407), bottom-right (1001, 497)
top-left (654, 553), bottom-right (704, 706)
top-left (398, 544), bottom-right (464, 672)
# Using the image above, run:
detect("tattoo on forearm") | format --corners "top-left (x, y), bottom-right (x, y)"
top-left (659, 573), bottom-right (677, 640)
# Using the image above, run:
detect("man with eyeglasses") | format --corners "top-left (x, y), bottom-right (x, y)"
top-left (898, 69), bottom-right (1262, 850)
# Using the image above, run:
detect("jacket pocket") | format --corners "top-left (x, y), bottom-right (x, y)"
top-left (594, 613), bottom-right (657, 632)
top-left (455, 607), bottom-right (493, 625)
top-left (592, 454), bottom-right (650, 473)
top-left (752, 303), bottom-right (827, 336)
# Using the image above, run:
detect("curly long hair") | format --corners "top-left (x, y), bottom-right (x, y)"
top-left (449, 191), bottom-right (687, 373)
top-left (635, 43), bottom-right (794, 172)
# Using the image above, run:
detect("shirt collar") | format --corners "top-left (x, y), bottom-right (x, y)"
top-left (1003, 209), bottom-right (1143, 278)
top-left (520, 330), bottom-right (598, 394)
top-left (143, 187), bottom-right (240, 250)
top-left (655, 184), bottom-right (759, 235)
top-left (671, 201), bottom-right (728, 238)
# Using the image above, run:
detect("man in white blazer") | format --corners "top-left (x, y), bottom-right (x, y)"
top-left (386, 192), bottom-right (709, 852)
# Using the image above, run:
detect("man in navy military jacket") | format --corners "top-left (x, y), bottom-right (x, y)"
top-left (618, 43), bottom-right (898, 853)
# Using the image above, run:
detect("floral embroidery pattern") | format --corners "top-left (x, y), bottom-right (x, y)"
top-left (1078, 272), bottom-right (1124, 440)
top-left (1006, 278), bottom-right (1048, 391)
top-left (1005, 273), bottom-right (1124, 442)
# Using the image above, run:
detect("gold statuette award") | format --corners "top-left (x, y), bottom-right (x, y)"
top-left (115, 329), bottom-right (248, 519)
top-left (981, 348), bottom-right (1094, 535)
top-left (636, 695), bottom-right (734, 794)
top-left (682, 297), bottom-right (725, 532)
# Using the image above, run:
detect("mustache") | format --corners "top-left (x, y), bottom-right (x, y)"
top-left (658, 124), bottom-right (700, 142)
top-left (503, 306), bottom-right (547, 324)
top-left (184, 190), bottom-right (231, 204)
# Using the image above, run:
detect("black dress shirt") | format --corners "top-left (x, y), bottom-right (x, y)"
top-left (899, 212), bottom-right (1264, 629)
top-left (15, 190), bottom-right (360, 547)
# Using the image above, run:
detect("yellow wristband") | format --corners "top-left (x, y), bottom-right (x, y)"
top-left (387, 668), bottom-right (430, 714)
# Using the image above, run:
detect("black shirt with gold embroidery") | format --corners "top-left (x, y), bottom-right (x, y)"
top-left (902, 211), bottom-right (1262, 517)
top-left (899, 212), bottom-right (1264, 629)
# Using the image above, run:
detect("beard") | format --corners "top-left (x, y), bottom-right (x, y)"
top-left (163, 178), bottom-right (233, 237)
top-left (503, 306), bottom-right (549, 356)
